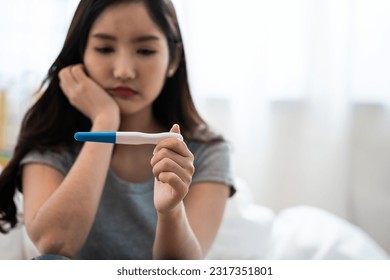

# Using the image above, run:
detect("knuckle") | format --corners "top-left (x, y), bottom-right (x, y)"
top-left (160, 158), bottom-right (171, 170)
top-left (159, 172), bottom-right (171, 183)
top-left (179, 184), bottom-right (189, 197)
top-left (183, 173), bottom-right (192, 186)
top-left (167, 173), bottom-right (179, 186)
top-left (166, 173), bottom-right (176, 183)
top-left (158, 148), bottom-right (170, 158)
top-left (152, 164), bottom-right (160, 177)
top-left (188, 164), bottom-right (195, 176)
top-left (150, 157), bottom-right (155, 167)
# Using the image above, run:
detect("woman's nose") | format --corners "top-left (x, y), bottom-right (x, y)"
top-left (113, 55), bottom-right (136, 81)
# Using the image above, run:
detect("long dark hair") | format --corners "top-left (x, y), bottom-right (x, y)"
top-left (0, 0), bottom-right (220, 233)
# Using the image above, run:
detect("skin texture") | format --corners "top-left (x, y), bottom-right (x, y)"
top-left (22, 2), bottom-right (229, 259)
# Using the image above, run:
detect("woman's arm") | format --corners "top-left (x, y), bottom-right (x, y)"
top-left (151, 125), bottom-right (230, 259)
top-left (153, 182), bottom-right (229, 259)
top-left (23, 117), bottom-right (117, 257)
top-left (23, 64), bottom-right (120, 257)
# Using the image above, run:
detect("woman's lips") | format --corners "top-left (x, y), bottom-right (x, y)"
top-left (111, 87), bottom-right (138, 97)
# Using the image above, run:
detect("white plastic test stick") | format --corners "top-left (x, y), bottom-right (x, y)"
top-left (74, 131), bottom-right (183, 145)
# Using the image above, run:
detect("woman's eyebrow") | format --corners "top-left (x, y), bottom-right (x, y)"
top-left (133, 35), bottom-right (161, 43)
top-left (91, 33), bottom-right (116, 41)
top-left (91, 33), bottom-right (161, 43)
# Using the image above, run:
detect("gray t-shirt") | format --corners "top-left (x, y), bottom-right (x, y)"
top-left (20, 140), bottom-right (235, 259)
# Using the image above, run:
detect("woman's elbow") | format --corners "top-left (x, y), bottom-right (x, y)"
top-left (31, 232), bottom-right (78, 258)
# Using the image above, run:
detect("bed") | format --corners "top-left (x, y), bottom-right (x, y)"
top-left (0, 177), bottom-right (388, 260)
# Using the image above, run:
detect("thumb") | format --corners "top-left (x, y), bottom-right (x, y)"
top-left (170, 124), bottom-right (181, 134)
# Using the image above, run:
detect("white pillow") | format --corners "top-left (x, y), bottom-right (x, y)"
top-left (264, 206), bottom-right (389, 259)
top-left (207, 177), bottom-right (389, 260)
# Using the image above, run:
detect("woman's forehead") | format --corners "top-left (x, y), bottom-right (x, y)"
top-left (90, 2), bottom-right (164, 38)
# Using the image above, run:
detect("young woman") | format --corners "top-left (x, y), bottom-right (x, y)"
top-left (0, 0), bottom-right (234, 259)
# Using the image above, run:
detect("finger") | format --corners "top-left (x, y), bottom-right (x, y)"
top-left (170, 124), bottom-right (181, 134)
top-left (152, 158), bottom-right (192, 185)
top-left (153, 124), bottom-right (184, 156)
top-left (157, 172), bottom-right (188, 198)
top-left (58, 67), bottom-right (76, 92)
top-left (70, 64), bottom-right (86, 83)
top-left (58, 67), bottom-right (72, 83)
top-left (150, 146), bottom-right (191, 168)
top-left (153, 137), bottom-right (192, 159)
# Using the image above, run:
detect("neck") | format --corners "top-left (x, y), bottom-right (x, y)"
top-left (118, 107), bottom-right (165, 133)
top-left (112, 107), bottom-right (164, 182)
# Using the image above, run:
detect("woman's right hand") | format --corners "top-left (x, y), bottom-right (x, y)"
top-left (59, 64), bottom-right (120, 128)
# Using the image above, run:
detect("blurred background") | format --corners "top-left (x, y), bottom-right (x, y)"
top-left (0, 0), bottom-right (389, 254)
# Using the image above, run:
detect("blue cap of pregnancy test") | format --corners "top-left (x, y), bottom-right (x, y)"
top-left (74, 132), bottom-right (116, 143)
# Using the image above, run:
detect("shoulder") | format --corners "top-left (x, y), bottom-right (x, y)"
top-left (187, 139), bottom-right (233, 171)
top-left (20, 148), bottom-right (77, 176)
top-left (186, 139), bottom-right (232, 158)
top-left (186, 139), bottom-right (235, 195)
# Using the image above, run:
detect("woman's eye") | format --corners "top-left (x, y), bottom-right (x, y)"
top-left (138, 49), bottom-right (156, 56)
top-left (94, 47), bottom-right (114, 54)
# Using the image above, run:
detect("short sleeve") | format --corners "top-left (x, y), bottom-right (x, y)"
top-left (20, 150), bottom-right (74, 176)
top-left (188, 141), bottom-right (236, 196)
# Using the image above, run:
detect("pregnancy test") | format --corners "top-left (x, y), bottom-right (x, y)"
top-left (74, 131), bottom-right (183, 145)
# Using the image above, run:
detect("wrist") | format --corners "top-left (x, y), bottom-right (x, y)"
top-left (157, 201), bottom-right (185, 221)
top-left (92, 113), bottom-right (120, 131)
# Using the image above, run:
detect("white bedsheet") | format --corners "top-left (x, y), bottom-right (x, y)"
top-left (207, 177), bottom-right (389, 260)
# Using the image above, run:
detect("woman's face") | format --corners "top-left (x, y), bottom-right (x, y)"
top-left (83, 2), bottom-right (172, 116)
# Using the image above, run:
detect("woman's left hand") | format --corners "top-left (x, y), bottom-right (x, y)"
top-left (151, 124), bottom-right (195, 214)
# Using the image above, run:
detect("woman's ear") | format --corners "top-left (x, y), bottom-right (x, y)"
top-left (167, 43), bottom-right (183, 78)
top-left (167, 68), bottom-right (176, 77)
